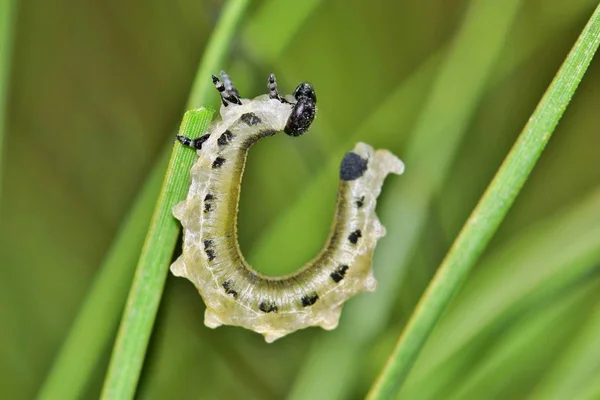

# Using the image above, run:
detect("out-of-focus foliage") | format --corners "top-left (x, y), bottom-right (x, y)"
top-left (1, 0), bottom-right (599, 399)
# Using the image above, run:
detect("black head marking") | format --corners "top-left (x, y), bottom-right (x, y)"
top-left (348, 229), bottom-right (362, 244)
top-left (259, 301), bottom-right (278, 313)
top-left (293, 82), bottom-right (316, 102)
top-left (331, 265), bottom-right (349, 283)
top-left (340, 152), bottom-right (368, 181)
top-left (217, 130), bottom-right (234, 146)
top-left (301, 293), bottom-right (319, 307)
top-left (212, 157), bottom-right (226, 168)
top-left (284, 82), bottom-right (317, 137)
top-left (240, 112), bottom-right (262, 126)
top-left (222, 280), bottom-right (238, 298)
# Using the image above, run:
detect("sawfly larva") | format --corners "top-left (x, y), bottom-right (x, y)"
top-left (171, 72), bottom-right (404, 342)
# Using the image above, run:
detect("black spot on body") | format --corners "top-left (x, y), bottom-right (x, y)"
top-left (204, 194), bottom-right (215, 212)
top-left (259, 301), bottom-right (278, 313)
top-left (340, 152), bottom-right (368, 181)
top-left (356, 196), bottom-right (365, 208)
top-left (203, 239), bottom-right (213, 249)
top-left (348, 229), bottom-right (362, 244)
top-left (205, 249), bottom-right (216, 261)
top-left (222, 281), bottom-right (238, 298)
top-left (301, 293), bottom-right (319, 307)
top-left (331, 265), bottom-right (349, 283)
top-left (241, 112), bottom-right (262, 126)
top-left (212, 157), bottom-right (226, 168)
top-left (217, 130), bottom-right (234, 146)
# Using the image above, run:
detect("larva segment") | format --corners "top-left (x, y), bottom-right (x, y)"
top-left (171, 74), bottom-right (404, 343)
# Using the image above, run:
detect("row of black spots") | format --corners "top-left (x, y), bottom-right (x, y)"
top-left (212, 156), bottom-right (226, 168)
top-left (257, 293), bottom-right (321, 312)
top-left (259, 301), bottom-right (278, 313)
top-left (330, 265), bottom-right (349, 283)
top-left (348, 229), bottom-right (362, 244)
top-left (204, 193), bottom-right (214, 213)
top-left (221, 280), bottom-right (238, 298)
top-left (240, 112), bottom-right (262, 126)
top-left (204, 239), bottom-right (216, 261)
top-left (217, 130), bottom-right (234, 146)
top-left (355, 195), bottom-right (365, 208)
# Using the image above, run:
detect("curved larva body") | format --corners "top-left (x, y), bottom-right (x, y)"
top-left (171, 92), bottom-right (403, 343)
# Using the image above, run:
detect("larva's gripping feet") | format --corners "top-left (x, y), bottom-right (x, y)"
top-left (268, 73), bottom-right (286, 103)
top-left (213, 71), bottom-right (242, 107)
top-left (177, 133), bottom-right (210, 150)
top-left (284, 82), bottom-right (317, 137)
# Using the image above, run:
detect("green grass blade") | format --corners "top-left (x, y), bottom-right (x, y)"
top-left (0, 0), bottom-right (17, 210)
top-left (37, 148), bottom-right (168, 400)
top-left (367, 5), bottom-right (600, 398)
top-left (398, 187), bottom-right (600, 398)
top-left (40, 1), bottom-right (249, 398)
top-left (100, 109), bottom-right (214, 400)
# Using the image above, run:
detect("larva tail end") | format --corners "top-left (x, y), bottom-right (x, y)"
top-left (373, 148), bottom-right (405, 177)
top-left (351, 142), bottom-right (404, 181)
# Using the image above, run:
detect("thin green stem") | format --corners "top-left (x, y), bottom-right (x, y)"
top-left (397, 187), bottom-right (600, 398)
top-left (0, 0), bottom-right (17, 211)
top-left (39, 1), bottom-right (249, 399)
top-left (37, 148), bottom-right (168, 400)
top-left (367, 4), bottom-right (600, 399)
top-left (100, 109), bottom-right (214, 400)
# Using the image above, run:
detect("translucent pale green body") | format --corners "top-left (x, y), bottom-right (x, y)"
top-left (171, 94), bottom-right (403, 342)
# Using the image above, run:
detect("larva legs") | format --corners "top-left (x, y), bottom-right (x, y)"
top-left (212, 71), bottom-right (242, 106)
top-left (268, 73), bottom-right (285, 103)
top-left (176, 133), bottom-right (210, 150)
top-left (177, 70), bottom-right (246, 148)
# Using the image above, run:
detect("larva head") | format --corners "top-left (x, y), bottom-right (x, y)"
top-left (284, 82), bottom-right (317, 137)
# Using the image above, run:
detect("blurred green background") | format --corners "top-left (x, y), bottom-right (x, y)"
top-left (2, 0), bottom-right (600, 398)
